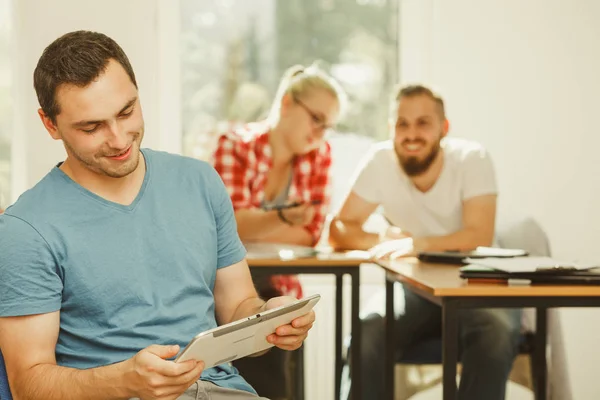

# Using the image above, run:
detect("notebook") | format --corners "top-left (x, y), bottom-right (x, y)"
top-left (464, 256), bottom-right (597, 273)
top-left (417, 247), bottom-right (528, 265)
top-left (460, 264), bottom-right (600, 285)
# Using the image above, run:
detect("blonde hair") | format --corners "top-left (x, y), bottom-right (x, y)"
top-left (268, 62), bottom-right (347, 123)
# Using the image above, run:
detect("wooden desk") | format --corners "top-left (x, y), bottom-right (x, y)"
top-left (248, 253), bottom-right (367, 400)
top-left (377, 258), bottom-right (600, 400)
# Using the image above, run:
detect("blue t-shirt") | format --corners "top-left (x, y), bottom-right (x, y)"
top-left (0, 149), bottom-right (253, 393)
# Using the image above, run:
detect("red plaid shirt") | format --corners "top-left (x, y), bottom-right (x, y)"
top-left (211, 122), bottom-right (332, 298)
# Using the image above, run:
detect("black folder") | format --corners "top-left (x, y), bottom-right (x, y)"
top-left (418, 247), bottom-right (528, 265)
top-left (460, 265), bottom-right (600, 285)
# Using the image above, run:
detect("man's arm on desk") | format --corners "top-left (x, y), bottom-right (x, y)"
top-left (329, 191), bottom-right (410, 251)
top-left (371, 194), bottom-right (497, 258)
top-left (0, 312), bottom-right (204, 400)
top-left (330, 191), bottom-right (496, 256)
top-left (413, 194), bottom-right (497, 251)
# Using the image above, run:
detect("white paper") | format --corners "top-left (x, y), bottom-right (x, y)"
top-left (464, 256), bottom-right (597, 273)
top-left (472, 246), bottom-right (528, 257)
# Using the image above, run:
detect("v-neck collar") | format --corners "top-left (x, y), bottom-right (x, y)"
top-left (52, 149), bottom-right (151, 213)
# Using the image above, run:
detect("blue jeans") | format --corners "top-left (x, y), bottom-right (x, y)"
top-left (345, 285), bottom-right (522, 400)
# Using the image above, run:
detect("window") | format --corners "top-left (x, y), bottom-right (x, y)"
top-left (0, 0), bottom-right (12, 209)
top-left (179, 4), bottom-right (399, 397)
top-left (180, 0), bottom-right (399, 161)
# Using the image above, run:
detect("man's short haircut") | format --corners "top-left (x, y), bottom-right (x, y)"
top-left (34, 30), bottom-right (137, 123)
top-left (392, 84), bottom-right (446, 120)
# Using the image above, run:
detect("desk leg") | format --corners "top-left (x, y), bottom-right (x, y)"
top-left (335, 273), bottom-right (343, 400)
top-left (534, 307), bottom-right (548, 400)
top-left (384, 276), bottom-right (395, 400)
top-left (350, 268), bottom-right (362, 400)
top-left (442, 299), bottom-right (458, 400)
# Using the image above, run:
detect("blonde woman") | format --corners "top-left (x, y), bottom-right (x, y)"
top-left (212, 63), bottom-right (345, 399)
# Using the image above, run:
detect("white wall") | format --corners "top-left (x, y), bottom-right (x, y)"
top-left (400, 0), bottom-right (600, 398)
top-left (11, 0), bottom-right (180, 200)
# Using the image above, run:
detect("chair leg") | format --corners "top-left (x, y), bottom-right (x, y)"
top-left (532, 308), bottom-right (548, 400)
top-left (294, 347), bottom-right (304, 400)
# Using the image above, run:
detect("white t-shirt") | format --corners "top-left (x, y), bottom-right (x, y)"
top-left (351, 137), bottom-right (497, 238)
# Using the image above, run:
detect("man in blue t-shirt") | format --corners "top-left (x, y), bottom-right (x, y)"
top-left (0, 31), bottom-right (316, 400)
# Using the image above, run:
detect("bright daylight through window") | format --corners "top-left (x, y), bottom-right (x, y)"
top-left (180, 0), bottom-right (398, 161)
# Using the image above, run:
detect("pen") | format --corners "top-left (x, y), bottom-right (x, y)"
top-left (263, 200), bottom-right (322, 211)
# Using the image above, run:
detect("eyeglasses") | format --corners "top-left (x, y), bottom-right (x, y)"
top-left (294, 97), bottom-right (334, 131)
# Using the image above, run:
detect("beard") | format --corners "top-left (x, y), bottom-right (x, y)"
top-left (395, 138), bottom-right (442, 176)
top-left (63, 129), bottom-right (144, 178)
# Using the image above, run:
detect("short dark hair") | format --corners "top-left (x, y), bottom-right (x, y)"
top-left (33, 30), bottom-right (137, 123)
top-left (392, 84), bottom-right (446, 120)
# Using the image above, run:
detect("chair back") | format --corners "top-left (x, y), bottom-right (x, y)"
top-left (496, 216), bottom-right (551, 333)
top-left (496, 217), bottom-right (551, 257)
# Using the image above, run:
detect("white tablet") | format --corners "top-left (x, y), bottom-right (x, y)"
top-left (175, 294), bottom-right (320, 368)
